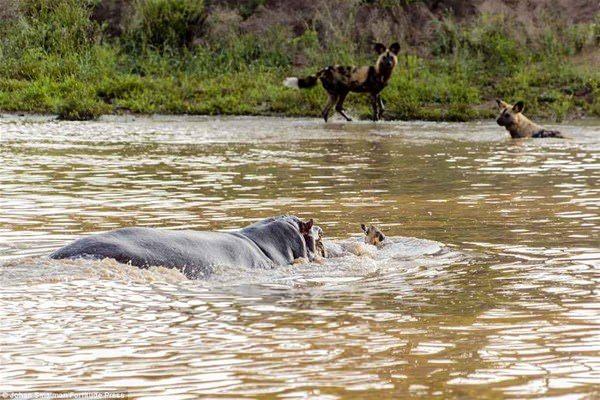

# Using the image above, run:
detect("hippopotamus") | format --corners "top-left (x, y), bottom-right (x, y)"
top-left (50, 215), bottom-right (323, 279)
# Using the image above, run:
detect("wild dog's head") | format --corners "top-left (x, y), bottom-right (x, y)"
top-left (496, 99), bottom-right (525, 128)
top-left (374, 42), bottom-right (400, 72)
top-left (360, 224), bottom-right (386, 246)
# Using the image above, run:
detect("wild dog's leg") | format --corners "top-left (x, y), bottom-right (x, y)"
top-left (335, 91), bottom-right (352, 121)
top-left (371, 94), bottom-right (379, 121)
top-left (322, 93), bottom-right (338, 122)
top-left (377, 95), bottom-right (385, 119)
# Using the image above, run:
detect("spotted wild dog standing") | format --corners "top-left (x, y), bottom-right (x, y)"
top-left (496, 99), bottom-right (564, 138)
top-left (283, 42), bottom-right (400, 122)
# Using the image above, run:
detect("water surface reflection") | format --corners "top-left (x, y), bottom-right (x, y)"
top-left (0, 116), bottom-right (598, 398)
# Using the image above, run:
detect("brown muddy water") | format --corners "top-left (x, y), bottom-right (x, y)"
top-left (0, 115), bottom-right (598, 399)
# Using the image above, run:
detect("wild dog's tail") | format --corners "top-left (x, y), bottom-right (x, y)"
top-left (283, 69), bottom-right (325, 89)
top-left (533, 130), bottom-right (564, 138)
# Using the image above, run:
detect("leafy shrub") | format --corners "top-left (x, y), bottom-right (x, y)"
top-left (96, 75), bottom-right (146, 104)
top-left (6, 0), bottom-right (100, 56)
top-left (431, 14), bottom-right (525, 73)
top-left (123, 0), bottom-right (205, 53)
top-left (57, 94), bottom-right (110, 120)
top-left (55, 78), bottom-right (111, 120)
top-left (0, 0), bottom-right (597, 121)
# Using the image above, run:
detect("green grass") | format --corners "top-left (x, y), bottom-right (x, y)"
top-left (0, 0), bottom-right (598, 121)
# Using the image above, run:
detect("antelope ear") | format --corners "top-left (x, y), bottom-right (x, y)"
top-left (496, 99), bottom-right (509, 109)
top-left (360, 224), bottom-right (368, 233)
top-left (374, 42), bottom-right (386, 54)
top-left (513, 101), bottom-right (524, 113)
top-left (389, 42), bottom-right (400, 55)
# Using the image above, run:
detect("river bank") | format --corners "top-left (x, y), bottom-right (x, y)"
top-left (0, 54), bottom-right (598, 122)
top-left (0, 0), bottom-right (598, 121)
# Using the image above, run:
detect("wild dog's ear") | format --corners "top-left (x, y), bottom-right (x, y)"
top-left (513, 101), bottom-right (524, 113)
top-left (496, 99), bottom-right (509, 109)
top-left (300, 218), bottom-right (314, 234)
top-left (378, 232), bottom-right (385, 242)
top-left (374, 43), bottom-right (386, 54)
top-left (389, 42), bottom-right (400, 55)
top-left (360, 224), bottom-right (368, 233)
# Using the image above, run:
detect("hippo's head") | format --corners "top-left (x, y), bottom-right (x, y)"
top-left (360, 224), bottom-right (385, 246)
top-left (298, 219), bottom-right (326, 260)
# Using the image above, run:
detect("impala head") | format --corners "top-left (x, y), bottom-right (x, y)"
top-left (360, 224), bottom-right (386, 246)
top-left (312, 225), bottom-right (326, 258)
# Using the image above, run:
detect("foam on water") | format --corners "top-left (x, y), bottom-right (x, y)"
top-left (0, 256), bottom-right (188, 285)
top-left (0, 236), bottom-right (469, 288)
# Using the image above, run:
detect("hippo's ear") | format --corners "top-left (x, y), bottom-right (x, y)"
top-left (360, 224), bottom-right (368, 233)
top-left (389, 42), bottom-right (400, 55)
top-left (496, 99), bottom-right (509, 109)
top-left (306, 218), bottom-right (314, 230)
top-left (513, 101), bottom-right (524, 113)
top-left (374, 42), bottom-right (386, 54)
top-left (300, 219), bottom-right (313, 234)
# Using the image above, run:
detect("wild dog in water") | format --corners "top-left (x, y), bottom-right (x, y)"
top-left (496, 99), bottom-right (563, 138)
top-left (283, 42), bottom-right (400, 122)
top-left (360, 224), bottom-right (386, 247)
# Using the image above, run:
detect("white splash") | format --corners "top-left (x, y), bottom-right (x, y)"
top-left (0, 236), bottom-right (469, 288)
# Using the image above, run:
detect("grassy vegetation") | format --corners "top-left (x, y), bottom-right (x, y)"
top-left (0, 0), bottom-right (598, 121)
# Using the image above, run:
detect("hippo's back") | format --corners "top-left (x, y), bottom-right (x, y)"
top-left (50, 227), bottom-right (273, 278)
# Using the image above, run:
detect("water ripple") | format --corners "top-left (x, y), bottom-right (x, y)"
top-left (0, 116), bottom-right (598, 398)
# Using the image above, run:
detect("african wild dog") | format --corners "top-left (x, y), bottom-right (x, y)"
top-left (283, 42), bottom-right (400, 122)
top-left (360, 224), bottom-right (386, 247)
top-left (496, 99), bottom-right (563, 138)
